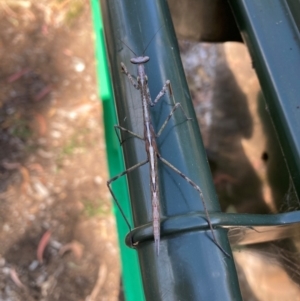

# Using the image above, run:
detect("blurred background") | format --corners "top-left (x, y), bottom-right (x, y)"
top-left (0, 1), bottom-right (120, 300)
top-left (0, 1), bottom-right (300, 301)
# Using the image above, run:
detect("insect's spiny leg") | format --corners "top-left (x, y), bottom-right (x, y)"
top-left (120, 62), bottom-right (139, 89)
top-left (156, 103), bottom-right (192, 137)
top-left (167, 80), bottom-right (176, 106)
top-left (107, 159), bottom-right (149, 233)
top-left (158, 156), bottom-right (230, 258)
top-left (146, 86), bottom-right (154, 106)
top-left (107, 183), bottom-right (131, 231)
top-left (114, 125), bottom-right (144, 145)
top-left (152, 79), bottom-right (175, 107)
top-left (153, 80), bottom-right (171, 104)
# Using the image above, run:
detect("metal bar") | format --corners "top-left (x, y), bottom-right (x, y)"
top-left (228, 0), bottom-right (300, 199)
top-left (90, 1), bottom-right (145, 300)
top-left (126, 210), bottom-right (300, 246)
top-left (100, 0), bottom-right (242, 300)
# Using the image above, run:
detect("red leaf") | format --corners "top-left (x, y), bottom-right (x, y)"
top-left (37, 230), bottom-right (51, 264)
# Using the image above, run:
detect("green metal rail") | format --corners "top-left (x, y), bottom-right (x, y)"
top-left (91, 0), bottom-right (300, 300)
top-left (228, 0), bottom-right (300, 201)
top-left (99, 0), bottom-right (240, 300)
top-left (90, 1), bottom-right (144, 300)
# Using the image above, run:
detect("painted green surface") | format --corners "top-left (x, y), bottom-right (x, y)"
top-left (99, 0), bottom-right (241, 300)
top-left (90, 1), bottom-right (145, 300)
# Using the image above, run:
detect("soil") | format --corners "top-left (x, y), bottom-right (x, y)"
top-left (0, 1), bottom-right (120, 300)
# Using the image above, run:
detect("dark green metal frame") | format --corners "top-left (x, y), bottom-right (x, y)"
top-left (100, 1), bottom-right (240, 300)
top-left (92, 0), bottom-right (300, 300)
top-left (228, 0), bottom-right (300, 200)
top-left (90, 1), bottom-right (144, 300)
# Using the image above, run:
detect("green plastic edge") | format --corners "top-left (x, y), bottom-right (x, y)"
top-left (89, 1), bottom-right (145, 300)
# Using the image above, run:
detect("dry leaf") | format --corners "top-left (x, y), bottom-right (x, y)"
top-left (34, 84), bottom-right (52, 101)
top-left (34, 113), bottom-right (47, 136)
top-left (86, 264), bottom-right (107, 301)
top-left (19, 166), bottom-right (30, 193)
top-left (37, 230), bottom-right (52, 264)
top-left (7, 68), bottom-right (30, 83)
top-left (10, 267), bottom-right (25, 289)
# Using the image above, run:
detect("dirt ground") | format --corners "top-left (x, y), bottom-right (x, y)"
top-left (0, 1), bottom-right (120, 300)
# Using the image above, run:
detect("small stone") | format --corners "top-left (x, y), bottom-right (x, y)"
top-left (33, 180), bottom-right (49, 198)
top-left (72, 58), bottom-right (85, 72)
top-left (94, 176), bottom-right (103, 185)
top-left (50, 240), bottom-right (62, 250)
top-left (2, 267), bottom-right (10, 275)
top-left (28, 260), bottom-right (39, 271)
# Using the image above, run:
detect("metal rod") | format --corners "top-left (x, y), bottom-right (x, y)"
top-left (100, 0), bottom-right (242, 299)
top-left (107, 43), bottom-right (229, 256)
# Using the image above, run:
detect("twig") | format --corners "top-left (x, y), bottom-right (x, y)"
top-left (85, 264), bottom-right (107, 301)
top-left (37, 230), bottom-right (52, 264)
